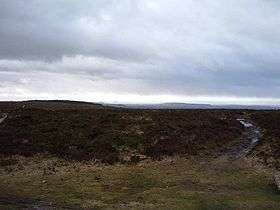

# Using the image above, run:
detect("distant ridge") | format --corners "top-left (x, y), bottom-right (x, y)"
top-left (109, 102), bottom-right (280, 110)
top-left (0, 100), bottom-right (105, 110)
top-left (0, 100), bottom-right (278, 110)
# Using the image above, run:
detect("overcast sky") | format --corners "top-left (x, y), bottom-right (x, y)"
top-left (0, 0), bottom-right (280, 104)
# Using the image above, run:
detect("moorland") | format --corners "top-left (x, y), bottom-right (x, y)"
top-left (0, 100), bottom-right (279, 209)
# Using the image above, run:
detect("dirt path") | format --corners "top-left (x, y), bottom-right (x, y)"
top-left (224, 118), bottom-right (261, 159)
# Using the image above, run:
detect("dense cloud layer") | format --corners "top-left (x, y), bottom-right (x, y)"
top-left (1, 0), bottom-right (280, 103)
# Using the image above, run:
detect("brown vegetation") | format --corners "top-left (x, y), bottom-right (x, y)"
top-left (1, 101), bottom-right (280, 209)
top-left (0, 101), bottom-right (243, 163)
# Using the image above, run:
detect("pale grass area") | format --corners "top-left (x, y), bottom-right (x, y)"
top-left (0, 155), bottom-right (279, 209)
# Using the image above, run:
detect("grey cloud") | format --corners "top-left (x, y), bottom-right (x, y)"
top-left (0, 0), bottom-right (155, 61)
top-left (0, 0), bottom-right (280, 102)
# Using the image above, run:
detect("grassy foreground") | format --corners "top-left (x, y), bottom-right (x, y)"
top-left (0, 155), bottom-right (279, 209)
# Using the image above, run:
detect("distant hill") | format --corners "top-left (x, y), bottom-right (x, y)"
top-left (109, 102), bottom-right (280, 110)
top-left (0, 100), bottom-right (106, 111)
top-left (0, 100), bottom-right (278, 110)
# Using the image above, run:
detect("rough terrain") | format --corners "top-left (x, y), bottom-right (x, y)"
top-left (0, 101), bottom-right (279, 209)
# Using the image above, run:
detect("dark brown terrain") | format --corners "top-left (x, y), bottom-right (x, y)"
top-left (0, 101), bottom-right (279, 209)
top-left (0, 100), bottom-right (244, 163)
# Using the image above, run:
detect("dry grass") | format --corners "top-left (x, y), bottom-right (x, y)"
top-left (0, 155), bottom-right (279, 209)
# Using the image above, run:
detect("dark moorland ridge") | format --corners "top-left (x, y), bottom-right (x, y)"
top-left (0, 100), bottom-right (279, 167)
top-left (0, 100), bottom-right (245, 163)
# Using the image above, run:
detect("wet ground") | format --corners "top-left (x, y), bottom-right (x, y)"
top-left (224, 118), bottom-right (261, 159)
top-left (0, 114), bottom-right (7, 124)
